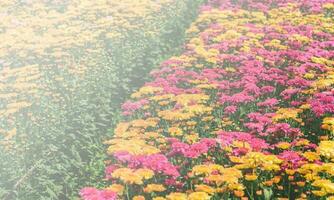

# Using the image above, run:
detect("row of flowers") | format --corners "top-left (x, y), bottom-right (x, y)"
top-left (0, 0), bottom-right (179, 149)
top-left (81, 0), bottom-right (334, 199)
top-left (0, 0), bottom-right (204, 199)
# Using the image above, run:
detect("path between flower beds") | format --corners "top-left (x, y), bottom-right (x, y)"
top-left (81, 1), bottom-right (334, 199)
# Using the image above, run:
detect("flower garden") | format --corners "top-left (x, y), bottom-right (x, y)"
top-left (0, 0), bottom-right (204, 199)
top-left (80, 0), bottom-right (334, 199)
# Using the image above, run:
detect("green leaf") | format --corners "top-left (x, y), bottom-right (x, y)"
top-left (264, 188), bottom-right (273, 200)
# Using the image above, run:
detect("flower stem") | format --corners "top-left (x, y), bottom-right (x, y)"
top-left (126, 184), bottom-right (130, 200)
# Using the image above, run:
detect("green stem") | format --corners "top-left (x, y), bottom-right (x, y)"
top-left (245, 185), bottom-right (254, 200)
top-left (288, 182), bottom-right (291, 199)
top-left (126, 184), bottom-right (130, 200)
top-left (251, 183), bottom-right (254, 200)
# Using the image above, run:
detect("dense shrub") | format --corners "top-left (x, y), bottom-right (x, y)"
top-left (82, 1), bottom-right (334, 199)
top-left (0, 0), bottom-right (205, 199)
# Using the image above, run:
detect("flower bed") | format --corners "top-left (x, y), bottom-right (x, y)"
top-left (0, 0), bottom-right (204, 199)
top-left (82, 0), bottom-right (334, 199)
